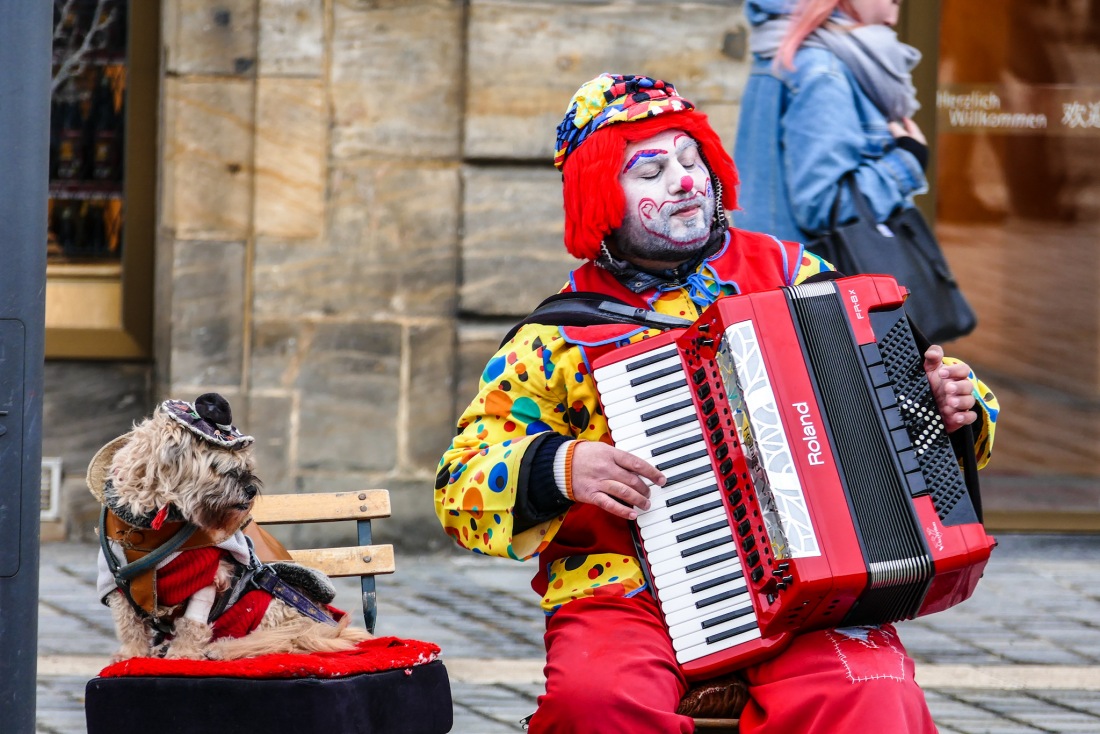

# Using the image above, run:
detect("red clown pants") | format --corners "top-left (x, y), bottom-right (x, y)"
top-left (527, 591), bottom-right (937, 734)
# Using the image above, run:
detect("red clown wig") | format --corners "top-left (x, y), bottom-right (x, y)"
top-left (561, 110), bottom-right (740, 261)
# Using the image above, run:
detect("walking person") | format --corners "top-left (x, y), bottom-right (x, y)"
top-left (734, 0), bottom-right (929, 243)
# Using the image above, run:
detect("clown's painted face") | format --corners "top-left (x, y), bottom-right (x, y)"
top-left (614, 129), bottom-right (715, 265)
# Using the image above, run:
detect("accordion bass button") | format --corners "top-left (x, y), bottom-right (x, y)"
top-left (883, 406), bottom-right (905, 430)
top-left (898, 449), bottom-right (920, 473)
top-left (868, 363), bottom-right (891, 387)
top-left (860, 342), bottom-right (884, 366)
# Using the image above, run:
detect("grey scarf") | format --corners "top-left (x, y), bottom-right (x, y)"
top-left (749, 14), bottom-right (921, 121)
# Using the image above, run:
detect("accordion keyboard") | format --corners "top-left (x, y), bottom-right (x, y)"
top-left (594, 345), bottom-right (763, 664)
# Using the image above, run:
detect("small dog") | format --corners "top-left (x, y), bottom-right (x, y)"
top-left (89, 393), bottom-right (369, 661)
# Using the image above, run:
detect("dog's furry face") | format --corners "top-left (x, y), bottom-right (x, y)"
top-left (108, 411), bottom-right (261, 533)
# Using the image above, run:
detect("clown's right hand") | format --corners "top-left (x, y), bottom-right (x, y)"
top-left (569, 441), bottom-right (664, 520)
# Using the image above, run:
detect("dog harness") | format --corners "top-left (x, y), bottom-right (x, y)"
top-left (99, 504), bottom-right (340, 645)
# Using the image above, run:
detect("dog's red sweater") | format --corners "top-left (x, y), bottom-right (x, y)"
top-left (156, 546), bottom-right (272, 639)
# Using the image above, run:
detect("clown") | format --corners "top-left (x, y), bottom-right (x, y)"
top-left (436, 73), bottom-right (999, 733)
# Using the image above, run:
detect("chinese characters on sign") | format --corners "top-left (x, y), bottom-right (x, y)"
top-left (937, 85), bottom-right (1100, 135)
top-left (1062, 100), bottom-right (1100, 129)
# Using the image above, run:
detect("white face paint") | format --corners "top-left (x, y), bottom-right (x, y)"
top-left (850, 0), bottom-right (901, 27)
top-left (614, 129), bottom-right (716, 266)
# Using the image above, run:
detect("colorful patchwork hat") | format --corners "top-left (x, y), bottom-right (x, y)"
top-left (554, 73), bottom-right (694, 171)
top-left (161, 393), bottom-right (254, 450)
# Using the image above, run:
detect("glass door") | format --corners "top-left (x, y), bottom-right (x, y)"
top-left (933, 0), bottom-right (1100, 529)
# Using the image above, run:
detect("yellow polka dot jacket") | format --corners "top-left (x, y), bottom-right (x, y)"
top-left (435, 230), bottom-right (999, 615)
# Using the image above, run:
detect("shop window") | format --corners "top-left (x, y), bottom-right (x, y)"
top-left (46, 0), bottom-right (156, 359)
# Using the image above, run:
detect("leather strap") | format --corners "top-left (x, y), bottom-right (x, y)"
top-left (499, 291), bottom-right (692, 348)
top-left (100, 508), bottom-right (239, 618)
top-left (250, 565), bottom-right (339, 627)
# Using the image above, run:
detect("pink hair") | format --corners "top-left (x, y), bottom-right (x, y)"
top-left (776, 0), bottom-right (860, 70)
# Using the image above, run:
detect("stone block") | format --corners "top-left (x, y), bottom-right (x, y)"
top-left (327, 161), bottom-right (460, 316)
top-left (255, 78), bottom-right (326, 239)
top-left (258, 0), bottom-right (324, 76)
top-left (167, 0), bottom-right (259, 76)
top-left (330, 1), bottom-right (464, 159)
top-left (171, 241), bottom-right (246, 387)
top-left (406, 321), bottom-right (457, 471)
top-left (250, 318), bottom-right (302, 389)
top-left (252, 237), bottom-right (351, 321)
top-left (295, 321), bottom-right (402, 471)
top-left (247, 392), bottom-right (295, 494)
top-left (43, 362), bottom-right (153, 541)
top-left (460, 165), bottom-right (577, 316)
top-left (162, 78), bottom-right (255, 240)
top-left (465, 1), bottom-right (751, 159)
top-left (43, 363), bottom-right (153, 459)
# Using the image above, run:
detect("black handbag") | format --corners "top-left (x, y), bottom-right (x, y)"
top-left (807, 174), bottom-right (977, 344)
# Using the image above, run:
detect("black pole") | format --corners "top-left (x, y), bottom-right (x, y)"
top-left (0, 1), bottom-right (50, 731)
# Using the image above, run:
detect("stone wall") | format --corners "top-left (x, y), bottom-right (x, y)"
top-left (147, 0), bottom-right (752, 552)
top-left (42, 363), bottom-right (153, 542)
top-left (47, 0), bottom-right (751, 551)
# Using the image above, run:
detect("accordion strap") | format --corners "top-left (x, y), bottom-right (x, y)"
top-left (499, 291), bottom-right (692, 348)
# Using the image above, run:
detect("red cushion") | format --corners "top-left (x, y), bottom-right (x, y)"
top-left (97, 637), bottom-right (440, 679)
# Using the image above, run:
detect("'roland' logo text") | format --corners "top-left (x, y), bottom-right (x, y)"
top-left (792, 401), bottom-right (825, 466)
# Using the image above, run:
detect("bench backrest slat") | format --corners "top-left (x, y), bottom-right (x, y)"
top-left (251, 490), bottom-right (391, 524)
top-left (288, 545), bottom-right (396, 578)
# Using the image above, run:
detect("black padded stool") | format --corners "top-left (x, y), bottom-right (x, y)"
top-left (85, 658), bottom-right (453, 734)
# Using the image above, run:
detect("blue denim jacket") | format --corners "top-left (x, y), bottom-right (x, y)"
top-left (732, 4), bottom-right (927, 243)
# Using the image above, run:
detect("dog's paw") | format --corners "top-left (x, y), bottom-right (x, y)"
top-left (112, 642), bottom-right (151, 662)
top-left (111, 648), bottom-right (149, 663)
top-left (163, 618), bottom-right (212, 659)
top-left (164, 642), bottom-right (210, 659)
top-left (202, 647), bottom-right (226, 661)
top-left (163, 641), bottom-right (206, 659)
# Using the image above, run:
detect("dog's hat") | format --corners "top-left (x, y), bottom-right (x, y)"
top-left (87, 393), bottom-right (254, 503)
top-left (161, 393), bottom-right (254, 450)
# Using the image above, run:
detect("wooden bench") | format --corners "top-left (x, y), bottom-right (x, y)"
top-left (85, 489), bottom-right (453, 734)
top-left (250, 489), bottom-right (397, 634)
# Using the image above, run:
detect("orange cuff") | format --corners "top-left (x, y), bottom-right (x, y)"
top-left (563, 440), bottom-right (578, 502)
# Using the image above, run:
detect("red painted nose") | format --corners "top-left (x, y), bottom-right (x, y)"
top-left (680, 175), bottom-right (694, 192)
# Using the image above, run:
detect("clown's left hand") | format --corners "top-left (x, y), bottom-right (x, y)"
top-left (924, 345), bottom-right (977, 433)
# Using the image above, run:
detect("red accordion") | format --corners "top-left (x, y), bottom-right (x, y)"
top-left (591, 275), bottom-right (995, 680)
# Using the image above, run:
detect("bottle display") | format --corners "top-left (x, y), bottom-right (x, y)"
top-left (48, 0), bottom-right (127, 262)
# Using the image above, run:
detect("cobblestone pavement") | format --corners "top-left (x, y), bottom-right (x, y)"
top-left (34, 533), bottom-right (1100, 733)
